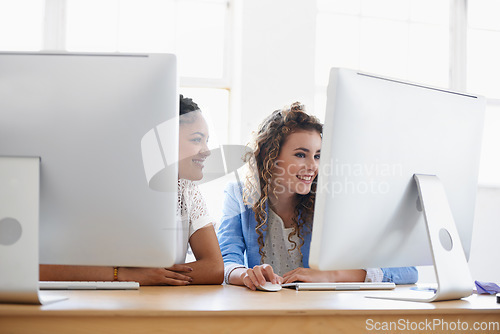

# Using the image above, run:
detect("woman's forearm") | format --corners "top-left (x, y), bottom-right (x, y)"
top-left (187, 225), bottom-right (224, 285)
top-left (185, 257), bottom-right (224, 285)
top-left (227, 267), bottom-right (246, 286)
top-left (328, 269), bottom-right (366, 282)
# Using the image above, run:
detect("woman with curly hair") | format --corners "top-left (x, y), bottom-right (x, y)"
top-left (217, 102), bottom-right (417, 290)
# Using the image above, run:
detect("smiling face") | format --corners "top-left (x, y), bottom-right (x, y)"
top-left (272, 130), bottom-right (322, 196)
top-left (178, 111), bottom-right (211, 181)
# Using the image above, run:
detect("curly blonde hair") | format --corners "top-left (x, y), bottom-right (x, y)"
top-left (243, 102), bottom-right (323, 264)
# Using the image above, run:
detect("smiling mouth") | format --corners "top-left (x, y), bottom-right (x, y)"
top-left (297, 175), bottom-right (314, 182)
top-left (192, 158), bottom-right (206, 168)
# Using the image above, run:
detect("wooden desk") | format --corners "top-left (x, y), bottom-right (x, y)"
top-left (1, 285), bottom-right (499, 334)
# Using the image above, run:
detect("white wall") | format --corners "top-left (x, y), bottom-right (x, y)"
top-left (469, 187), bottom-right (500, 282)
top-left (233, 0), bottom-right (317, 145)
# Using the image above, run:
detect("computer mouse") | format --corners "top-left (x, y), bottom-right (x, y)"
top-left (256, 282), bottom-right (282, 292)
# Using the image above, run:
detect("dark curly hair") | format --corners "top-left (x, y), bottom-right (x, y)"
top-left (179, 95), bottom-right (201, 123)
top-left (243, 102), bottom-right (323, 264)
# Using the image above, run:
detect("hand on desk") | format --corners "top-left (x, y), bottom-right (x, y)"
top-left (119, 264), bottom-right (193, 286)
top-left (282, 268), bottom-right (328, 284)
top-left (282, 268), bottom-right (366, 284)
top-left (230, 266), bottom-right (366, 290)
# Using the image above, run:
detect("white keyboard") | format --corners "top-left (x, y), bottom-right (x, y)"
top-left (281, 282), bottom-right (396, 291)
top-left (39, 281), bottom-right (140, 290)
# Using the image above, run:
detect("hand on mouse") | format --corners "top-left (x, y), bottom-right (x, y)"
top-left (240, 264), bottom-right (283, 291)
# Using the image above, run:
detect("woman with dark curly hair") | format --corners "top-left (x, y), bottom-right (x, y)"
top-left (40, 95), bottom-right (224, 286)
top-left (217, 102), bottom-right (417, 290)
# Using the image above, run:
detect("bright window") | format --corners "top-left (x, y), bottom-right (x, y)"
top-left (0, 0), bottom-right (232, 145)
top-left (467, 0), bottom-right (500, 99)
top-left (63, 0), bottom-right (231, 146)
top-left (468, 0), bottom-right (500, 186)
top-left (65, 0), bottom-right (228, 80)
top-left (0, 0), bottom-right (44, 50)
top-left (315, 0), bottom-right (499, 186)
top-left (315, 0), bottom-right (449, 91)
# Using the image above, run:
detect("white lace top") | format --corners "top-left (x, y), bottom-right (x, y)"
top-left (175, 179), bottom-right (214, 263)
top-left (262, 209), bottom-right (303, 276)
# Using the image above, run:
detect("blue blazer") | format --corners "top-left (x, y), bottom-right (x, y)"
top-left (217, 182), bottom-right (418, 284)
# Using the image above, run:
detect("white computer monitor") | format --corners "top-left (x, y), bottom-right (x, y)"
top-left (310, 68), bottom-right (485, 302)
top-left (0, 52), bottom-right (178, 302)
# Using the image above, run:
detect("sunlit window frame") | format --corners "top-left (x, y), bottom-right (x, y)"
top-left (453, 0), bottom-right (500, 107)
top-left (42, 0), bottom-right (233, 93)
top-left (314, 0), bottom-right (498, 103)
top-left (314, 0), bottom-right (500, 186)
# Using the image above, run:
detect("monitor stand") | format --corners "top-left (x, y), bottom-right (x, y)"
top-left (0, 157), bottom-right (65, 304)
top-left (368, 174), bottom-right (474, 302)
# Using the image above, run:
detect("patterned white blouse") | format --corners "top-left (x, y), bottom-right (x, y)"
top-left (262, 209), bottom-right (303, 276)
top-left (175, 179), bottom-right (214, 264)
top-left (261, 208), bottom-right (384, 282)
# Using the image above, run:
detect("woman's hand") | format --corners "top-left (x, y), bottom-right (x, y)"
top-left (240, 264), bottom-right (283, 291)
top-left (282, 268), bottom-right (330, 284)
top-left (282, 268), bottom-right (366, 284)
top-left (118, 264), bottom-right (194, 286)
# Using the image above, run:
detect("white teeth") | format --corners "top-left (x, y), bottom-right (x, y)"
top-left (297, 175), bottom-right (313, 181)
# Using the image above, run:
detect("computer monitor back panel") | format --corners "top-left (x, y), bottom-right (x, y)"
top-left (310, 68), bottom-right (485, 270)
top-left (0, 52), bottom-right (178, 267)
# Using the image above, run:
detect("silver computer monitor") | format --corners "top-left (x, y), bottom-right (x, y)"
top-left (309, 68), bottom-right (485, 301)
top-left (0, 52), bottom-right (178, 268)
